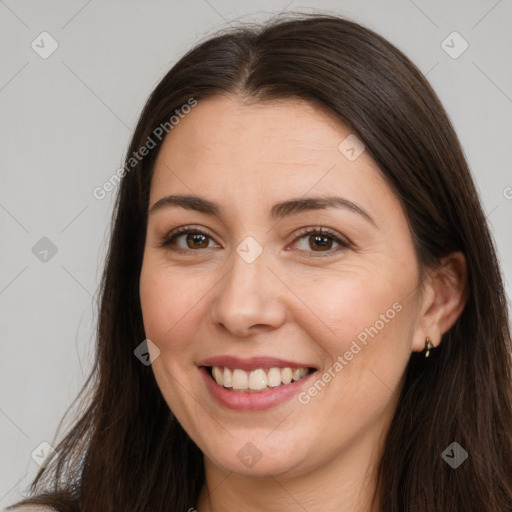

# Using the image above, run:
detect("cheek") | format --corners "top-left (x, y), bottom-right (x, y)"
top-left (292, 277), bottom-right (417, 431)
top-left (140, 262), bottom-right (197, 348)
top-left (139, 263), bottom-right (208, 412)
top-left (292, 273), bottom-right (410, 346)
top-left (289, 267), bottom-right (419, 404)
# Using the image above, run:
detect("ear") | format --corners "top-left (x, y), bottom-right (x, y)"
top-left (411, 251), bottom-right (467, 352)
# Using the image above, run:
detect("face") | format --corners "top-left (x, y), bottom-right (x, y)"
top-left (139, 94), bottom-right (427, 480)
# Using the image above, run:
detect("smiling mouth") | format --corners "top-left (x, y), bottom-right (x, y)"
top-left (206, 365), bottom-right (316, 393)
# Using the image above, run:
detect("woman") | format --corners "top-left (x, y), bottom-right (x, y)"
top-left (9, 12), bottom-right (512, 512)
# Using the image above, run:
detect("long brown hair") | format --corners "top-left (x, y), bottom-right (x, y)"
top-left (9, 12), bottom-right (512, 512)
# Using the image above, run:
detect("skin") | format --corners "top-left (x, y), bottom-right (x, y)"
top-left (139, 95), bottom-right (466, 512)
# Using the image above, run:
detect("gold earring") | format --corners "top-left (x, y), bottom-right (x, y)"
top-left (425, 336), bottom-right (433, 358)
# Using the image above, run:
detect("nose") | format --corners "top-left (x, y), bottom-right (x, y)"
top-left (209, 247), bottom-right (287, 337)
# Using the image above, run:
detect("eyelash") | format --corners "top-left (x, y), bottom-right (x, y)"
top-left (159, 225), bottom-right (352, 257)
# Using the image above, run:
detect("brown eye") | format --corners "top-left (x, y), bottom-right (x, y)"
top-left (160, 226), bottom-right (220, 251)
top-left (185, 233), bottom-right (210, 249)
top-left (308, 234), bottom-right (334, 251)
top-left (292, 227), bottom-right (351, 257)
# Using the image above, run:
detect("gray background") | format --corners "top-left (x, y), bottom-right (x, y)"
top-left (1, 0), bottom-right (511, 507)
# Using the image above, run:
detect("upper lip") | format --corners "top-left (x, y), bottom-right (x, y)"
top-left (197, 355), bottom-right (317, 371)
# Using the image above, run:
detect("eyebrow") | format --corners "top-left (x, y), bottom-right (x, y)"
top-left (148, 194), bottom-right (376, 226)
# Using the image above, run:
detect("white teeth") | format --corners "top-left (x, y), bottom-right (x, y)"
top-left (212, 366), bottom-right (223, 385)
top-left (210, 365), bottom-right (310, 392)
top-left (232, 369), bottom-right (249, 390)
top-left (223, 367), bottom-right (233, 388)
top-left (249, 369), bottom-right (267, 390)
top-left (281, 367), bottom-right (293, 385)
top-left (292, 368), bottom-right (303, 381)
top-left (267, 367), bottom-right (282, 387)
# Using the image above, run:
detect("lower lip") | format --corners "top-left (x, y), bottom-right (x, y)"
top-left (199, 366), bottom-right (317, 411)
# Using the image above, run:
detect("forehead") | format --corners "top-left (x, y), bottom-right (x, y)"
top-left (159, 94), bottom-right (347, 159)
top-left (149, 94), bottom-right (397, 221)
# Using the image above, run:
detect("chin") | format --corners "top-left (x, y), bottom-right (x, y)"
top-left (198, 430), bottom-right (316, 478)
